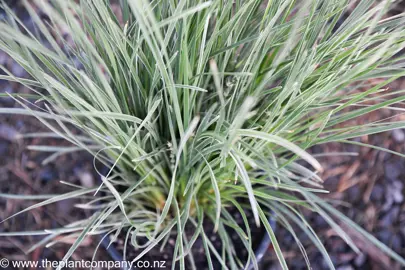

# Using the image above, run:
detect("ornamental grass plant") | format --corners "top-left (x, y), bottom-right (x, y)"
top-left (1, 0), bottom-right (405, 269)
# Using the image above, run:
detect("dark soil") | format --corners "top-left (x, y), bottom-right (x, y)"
top-left (1, 1), bottom-right (405, 270)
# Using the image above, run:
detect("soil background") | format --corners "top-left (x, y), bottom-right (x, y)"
top-left (1, 1), bottom-right (405, 270)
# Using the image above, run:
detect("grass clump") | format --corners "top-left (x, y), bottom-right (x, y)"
top-left (1, 0), bottom-right (405, 269)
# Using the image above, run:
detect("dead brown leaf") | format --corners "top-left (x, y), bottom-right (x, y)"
top-left (337, 160), bottom-right (361, 192)
top-left (339, 223), bottom-right (393, 269)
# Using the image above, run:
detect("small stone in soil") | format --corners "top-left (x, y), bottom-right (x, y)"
top-left (354, 252), bottom-right (366, 267)
top-left (392, 181), bottom-right (404, 203)
top-left (16, 119), bottom-right (24, 129)
top-left (57, 199), bottom-right (74, 213)
top-left (370, 184), bottom-right (384, 201)
top-left (75, 169), bottom-right (94, 187)
top-left (377, 229), bottom-right (393, 245)
top-left (380, 206), bottom-right (400, 227)
top-left (1, 85), bottom-right (15, 106)
top-left (338, 253), bottom-right (356, 264)
top-left (0, 51), bottom-right (8, 65)
top-left (38, 166), bottom-right (57, 182)
top-left (384, 161), bottom-right (402, 181)
top-left (11, 61), bottom-right (27, 77)
top-left (381, 194), bottom-right (394, 212)
top-left (72, 57), bottom-right (84, 70)
top-left (0, 124), bottom-right (21, 142)
top-left (346, 185), bottom-right (360, 200)
top-left (336, 266), bottom-right (354, 270)
top-left (392, 129), bottom-right (405, 143)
